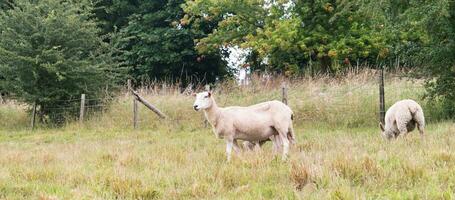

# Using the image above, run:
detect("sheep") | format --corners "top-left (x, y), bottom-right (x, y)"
top-left (242, 130), bottom-right (296, 152)
top-left (380, 99), bottom-right (425, 139)
top-left (193, 91), bottom-right (295, 161)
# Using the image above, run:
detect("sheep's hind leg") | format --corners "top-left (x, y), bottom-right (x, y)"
top-left (397, 122), bottom-right (409, 139)
top-left (276, 126), bottom-right (290, 161)
top-left (271, 135), bottom-right (282, 155)
top-left (242, 141), bottom-right (257, 151)
top-left (417, 123), bottom-right (425, 136)
top-left (414, 114), bottom-right (425, 136)
top-left (288, 122), bottom-right (296, 145)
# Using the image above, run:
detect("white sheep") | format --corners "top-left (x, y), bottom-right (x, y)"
top-left (193, 91), bottom-right (295, 161)
top-left (380, 99), bottom-right (425, 139)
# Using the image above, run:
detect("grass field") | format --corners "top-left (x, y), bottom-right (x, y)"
top-left (0, 70), bottom-right (454, 199)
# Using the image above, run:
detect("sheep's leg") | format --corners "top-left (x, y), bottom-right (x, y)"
top-left (288, 122), bottom-right (296, 145)
top-left (232, 140), bottom-right (241, 154)
top-left (253, 142), bottom-right (262, 152)
top-left (276, 127), bottom-right (290, 161)
top-left (271, 135), bottom-right (282, 154)
top-left (414, 113), bottom-right (425, 136)
top-left (397, 121), bottom-right (409, 138)
top-left (281, 135), bottom-right (290, 161)
top-left (242, 141), bottom-right (255, 151)
top-left (417, 123), bottom-right (425, 136)
top-left (225, 139), bottom-right (234, 162)
top-left (270, 136), bottom-right (278, 154)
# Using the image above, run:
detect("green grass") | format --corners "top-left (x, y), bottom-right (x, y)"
top-left (0, 123), bottom-right (454, 199)
top-left (0, 70), bottom-right (454, 199)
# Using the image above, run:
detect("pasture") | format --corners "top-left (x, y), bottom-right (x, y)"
top-left (0, 71), bottom-right (454, 199)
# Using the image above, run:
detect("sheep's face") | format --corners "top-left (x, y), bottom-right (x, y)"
top-left (382, 130), bottom-right (395, 140)
top-left (193, 92), bottom-right (212, 111)
top-left (380, 123), bottom-right (395, 139)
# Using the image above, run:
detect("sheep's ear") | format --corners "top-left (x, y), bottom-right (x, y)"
top-left (191, 92), bottom-right (196, 97)
top-left (379, 123), bottom-right (385, 131)
top-left (207, 91), bottom-right (211, 97)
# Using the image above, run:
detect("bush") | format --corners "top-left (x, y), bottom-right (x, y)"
top-left (0, 0), bottom-right (120, 123)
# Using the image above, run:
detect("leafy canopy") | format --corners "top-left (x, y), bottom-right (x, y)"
top-left (96, 0), bottom-right (229, 85)
top-left (183, 0), bottom-right (388, 74)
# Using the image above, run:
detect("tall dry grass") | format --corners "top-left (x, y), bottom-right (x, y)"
top-left (77, 69), bottom-right (442, 132)
top-left (0, 69), bottom-right (454, 199)
top-left (0, 69), bottom-right (443, 131)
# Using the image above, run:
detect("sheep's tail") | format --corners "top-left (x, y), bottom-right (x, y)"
top-left (409, 106), bottom-right (417, 117)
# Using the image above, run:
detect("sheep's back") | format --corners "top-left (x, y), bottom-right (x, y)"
top-left (384, 99), bottom-right (421, 130)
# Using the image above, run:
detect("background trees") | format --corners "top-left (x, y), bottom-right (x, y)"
top-left (183, 0), bottom-right (389, 74)
top-left (95, 0), bottom-right (229, 85)
top-left (183, 0), bottom-right (455, 118)
top-left (0, 0), bottom-right (454, 119)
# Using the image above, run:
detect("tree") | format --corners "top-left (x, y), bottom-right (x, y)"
top-left (419, 0), bottom-right (455, 117)
top-left (96, 0), bottom-right (229, 86)
top-left (0, 0), bottom-right (14, 10)
top-left (0, 0), bottom-right (120, 122)
top-left (362, 0), bottom-right (455, 118)
top-left (183, 0), bottom-right (389, 75)
top-left (92, 0), bottom-right (141, 35)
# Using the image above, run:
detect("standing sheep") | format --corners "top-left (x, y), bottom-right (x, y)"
top-left (193, 91), bottom-right (295, 161)
top-left (380, 99), bottom-right (425, 139)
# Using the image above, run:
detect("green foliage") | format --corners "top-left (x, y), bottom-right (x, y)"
top-left (93, 0), bottom-right (141, 35)
top-left (96, 0), bottom-right (229, 85)
top-left (183, 0), bottom-right (455, 117)
top-left (422, 0), bottom-right (455, 118)
top-left (1, 0), bottom-right (454, 119)
top-left (369, 0), bottom-right (455, 118)
top-left (0, 0), bottom-right (14, 10)
top-left (183, 0), bottom-right (389, 74)
top-left (0, 0), bottom-right (120, 122)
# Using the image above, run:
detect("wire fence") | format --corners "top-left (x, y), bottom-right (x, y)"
top-left (0, 70), bottom-right (450, 130)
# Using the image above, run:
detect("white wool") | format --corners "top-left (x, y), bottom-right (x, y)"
top-left (193, 92), bottom-right (295, 161)
top-left (380, 99), bottom-right (425, 139)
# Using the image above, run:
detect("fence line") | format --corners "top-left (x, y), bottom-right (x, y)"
top-left (0, 71), bottom-right (446, 130)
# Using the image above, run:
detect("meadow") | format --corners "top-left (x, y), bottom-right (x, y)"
top-left (0, 70), bottom-right (454, 199)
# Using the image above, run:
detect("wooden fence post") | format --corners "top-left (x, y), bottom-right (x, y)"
top-left (127, 79), bottom-right (132, 94)
top-left (162, 83), bottom-right (167, 95)
top-left (281, 82), bottom-right (288, 105)
top-left (204, 84), bottom-right (210, 127)
top-left (31, 102), bottom-right (36, 130)
top-left (80, 94), bottom-right (85, 123)
top-left (379, 68), bottom-right (385, 124)
top-left (133, 98), bottom-right (138, 129)
top-left (132, 91), bottom-right (167, 119)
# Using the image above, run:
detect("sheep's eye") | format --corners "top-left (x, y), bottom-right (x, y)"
top-left (204, 96), bottom-right (209, 98)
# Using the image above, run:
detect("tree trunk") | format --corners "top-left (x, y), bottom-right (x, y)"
top-left (320, 56), bottom-right (332, 74)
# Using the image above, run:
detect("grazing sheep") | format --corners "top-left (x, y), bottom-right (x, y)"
top-left (380, 99), bottom-right (425, 139)
top-left (193, 91), bottom-right (295, 161)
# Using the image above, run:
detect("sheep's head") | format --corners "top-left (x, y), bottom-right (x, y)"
top-left (379, 122), bottom-right (394, 139)
top-left (193, 91), bottom-right (212, 111)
